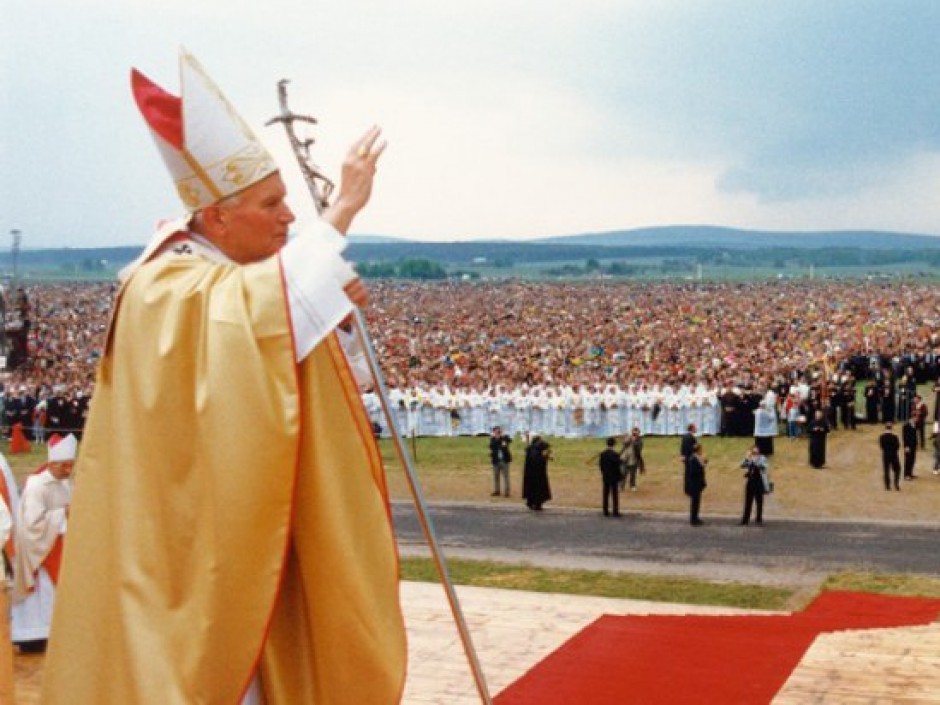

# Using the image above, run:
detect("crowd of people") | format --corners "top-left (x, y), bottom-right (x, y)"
top-left (502, 422), bottom-right (776, 527)
top-left (4, 279), bottom-right (940, 443)
top-left (364, 279), bottom-right (940, 438)
top-left (0, 283), bottom-right (111, 440)
top-left (367, 279), bottom-right (940, 392)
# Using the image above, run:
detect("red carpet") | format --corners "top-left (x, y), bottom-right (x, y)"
top-left (495, 591), bottom-right (940, 704)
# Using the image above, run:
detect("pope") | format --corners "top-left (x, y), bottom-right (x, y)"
top-left (43, 49), bottom-right (406, 704)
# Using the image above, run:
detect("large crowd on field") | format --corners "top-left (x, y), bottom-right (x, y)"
top-left (363, 280), bottom-right (940, 436)
top-left (368, 280), bottom-right (940, 391)
top-left (3, 278), bottom-right (940, 439)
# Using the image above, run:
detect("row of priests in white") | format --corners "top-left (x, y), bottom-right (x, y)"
top-left (11, 434), bottom-right (77, 650)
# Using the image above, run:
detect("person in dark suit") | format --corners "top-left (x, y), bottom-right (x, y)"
top-left (898, 368), bottom-right (917, 421)
top-left (879, 423), bottom-right (901, 491)
top-left (46, 387), bottom-right (68, 436)
top-left (679, 422), bottom-right (697, 479)
top-left (739, 445), bottom-right (768, 526)
top-left (933, 374), bottom-right (940, 423)
top-left (881, 381), bottom-right (896, 424)
top-left (598, 438), bottom-right (622, 517)
top-left (840, 376), bottom-right (857, 430)
top-left (912, 395), bottom-right (928, 450)
top-left (2, 390), bottom-right (18, 439)
top-left (684, 443), bottom-right (707, 526)
top-left (902, 418), bottom-right (918, 480)
top-left (864, 380), bottom-right (880, 424)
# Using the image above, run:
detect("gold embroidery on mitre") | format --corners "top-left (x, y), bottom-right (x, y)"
top-left (176, 180), bottom-right (204, 210)
top-left (222, 160), bottom-right (250, 187)
top-left (181, 148), bottom-right (223, 203)
top-left (218, 144), bottom-right (276, 189)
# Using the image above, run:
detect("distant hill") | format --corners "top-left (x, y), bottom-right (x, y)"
top-left (347, 234), bottom-right (408, 245)
top-left (537, 225), bottom-right (940, 250)
top-left (2, 226), bottom-right (939, 273)
top-left (0, 247), bottom-right (142, 268)
top-left (346, 226), bottom-right (940, 265)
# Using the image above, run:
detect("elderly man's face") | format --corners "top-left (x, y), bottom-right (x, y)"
top-left (48, 460), bottom-right (74, 480)
top-left (214, 173), bottom-right (296, 264)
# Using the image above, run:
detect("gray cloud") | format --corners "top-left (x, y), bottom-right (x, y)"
top-left (577, 1), bottom-right (940, 200)
top-left (4, 0), bottom-right (940, 246)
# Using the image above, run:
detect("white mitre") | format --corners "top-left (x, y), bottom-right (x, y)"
top-left (48, 434), bottom-right (79, 463)
top-left (131, 47), bottom-right (277, 212)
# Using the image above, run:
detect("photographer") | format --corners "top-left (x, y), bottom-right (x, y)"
top-left (488, 426), bottom-right (512, 497)
top-left (739, 445), bottom-right (770, 526)
top-left (619, 427), bottom-right (644, 492)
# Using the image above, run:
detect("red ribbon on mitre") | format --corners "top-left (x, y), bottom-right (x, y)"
top-left (131, 68), bottom-right (184, 150)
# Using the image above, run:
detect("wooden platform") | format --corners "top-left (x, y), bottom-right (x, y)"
top-left (775, 622), bottom-right (940, 704)
top-left (9, 583), bottom-right (940, 704)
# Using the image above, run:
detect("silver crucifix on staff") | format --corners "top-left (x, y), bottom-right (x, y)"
top-left (266, 80), bottom-right (493, 705)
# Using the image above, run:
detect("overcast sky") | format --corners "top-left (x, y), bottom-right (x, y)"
top-left (3, 0), bottom-right (940, 248)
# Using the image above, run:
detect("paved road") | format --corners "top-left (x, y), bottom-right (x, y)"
top-left (393, 501), bottom-right (940, 584)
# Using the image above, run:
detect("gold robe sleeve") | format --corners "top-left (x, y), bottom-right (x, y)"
top-left (42, 254), bottom-right (406, 704)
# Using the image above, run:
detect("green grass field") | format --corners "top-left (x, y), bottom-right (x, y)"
top-left (400, 557), bottom-right (940, 611)
top-left (11, 415), bottom-right (936, 609)
top-left (380, 423), bottom-right (940, 607)
top-left (379, 422), bottom-right (940, 523)
top-left (400, 556), bottom-right (797, 610)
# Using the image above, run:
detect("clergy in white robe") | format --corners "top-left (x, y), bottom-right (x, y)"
top-left (0, 451), bottom-right (18, 565)
top-left (12, 434), bottom-right (77, 650)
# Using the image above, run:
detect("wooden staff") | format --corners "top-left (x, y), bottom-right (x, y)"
top-left (0, 578), bottom-right (13, 704)
top-left (267, 81), bottom-right (492, 705)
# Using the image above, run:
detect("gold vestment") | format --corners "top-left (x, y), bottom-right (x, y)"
top-left (43, 253), bottom-right (406, 704)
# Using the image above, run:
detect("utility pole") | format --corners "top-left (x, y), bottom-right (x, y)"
top-left (0, 229), bottom-right (20, 363)
top-left (10, 229), bottom-right (21, 289)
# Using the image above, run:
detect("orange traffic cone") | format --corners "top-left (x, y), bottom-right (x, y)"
top-left (9, 424), bottom-right (30, 455)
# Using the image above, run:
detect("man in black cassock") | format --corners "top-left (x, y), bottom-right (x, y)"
top-left (522, 436), bottom-right (552, 511)
top-left (807, 410), bottom-right (829, 469)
